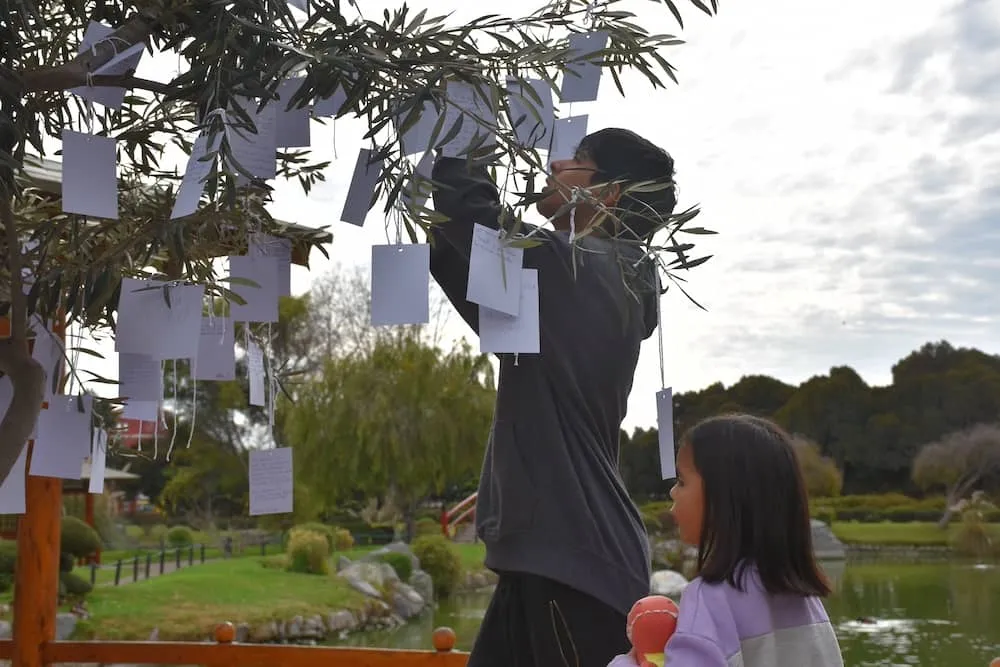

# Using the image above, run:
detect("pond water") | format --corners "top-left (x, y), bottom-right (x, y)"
top-left (333, 560), bottom-right (1000, 666)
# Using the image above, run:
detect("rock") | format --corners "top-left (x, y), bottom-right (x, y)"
top-left (235, 622), bottom-right (251, 643)
top-left (55, 612), bottom-right (77, 640)
top-left (326, 609), bottom-right (357, 633)
top-left (650, 569), bottom-right (689, 598)
top-left (811, 519), bottom-right (846, 560)
top-left (378, 562), bottom-right (400, 585)
top-left (652, 539), bottom-right (697, 569)
top-left (301, 615), bottom-right (325, 639)
top-left (345, 576), bottom-right (382, 599)
top-left (339, 561), bottom-right (393, 590)
top-left (336, 555), bottom-right (353, 572)
top-left (465, 571), bottom-right (488, 590)
top-left (410, 569), bottom-right (434, 602)
top-left (0, 621), bottom-right (10, 640)
top-left (250, 620), bottom-right (279, 642)
top-left (389, 582), bottom-right (426, 619)
top-left (285, 616), bottom-right (303, 639)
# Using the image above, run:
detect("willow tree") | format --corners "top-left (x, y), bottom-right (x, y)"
top-left (0, 0), bottom-right (717, 485)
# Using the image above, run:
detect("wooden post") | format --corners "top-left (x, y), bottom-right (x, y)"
top-left (84, 493), bottom-right (100, 564)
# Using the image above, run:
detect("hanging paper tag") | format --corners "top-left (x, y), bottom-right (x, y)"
top-left (559, 31), bottom-right (609, 103)
top-left (656, 388), bottom-right (676, 480)
top-left (479, 268), bottom-right (540, 354)
top-left (506, 77), bottom-right (556, 150)
top-left (550, 115), bottom-right (590, 162)
top-left (247, 341), bottom-right (266, 407)
top-left (341, 149), bottom-right (383, 226)
top-left (249, 447), bottom-right (293, 515)
top-left (370, 244), bottom-right (431, 326)
top-left (467, 224), bottom-right (524, 317)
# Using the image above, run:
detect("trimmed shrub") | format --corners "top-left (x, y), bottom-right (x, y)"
top-left (412, 535), bottom-right (461, 599)
top-left (415, 517), bottom-right (439, 537)
top-left (166, 525), bottom-right (194, 548)
top-left (286, 530), bottom-right (329, 575)
top-left (60, 571), bottom-right (93, 597)
top-left (284, 522), bottom-right (336, 552)
top-left (61, 516), bottom-right (100, 559)
top-left (379, 551), bottom-right (413, 582)
top-left (333, 528), bottom-right (355, 551)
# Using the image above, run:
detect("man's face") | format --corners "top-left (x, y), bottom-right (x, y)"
top-left (535, 155), bottom-right (602, 229)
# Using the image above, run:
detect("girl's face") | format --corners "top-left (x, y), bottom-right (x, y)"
top-left (669, 445), bottom-right (705, 547)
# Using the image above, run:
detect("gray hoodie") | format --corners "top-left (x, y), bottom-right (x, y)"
top-left (428, 157), bottom-right (656, 615)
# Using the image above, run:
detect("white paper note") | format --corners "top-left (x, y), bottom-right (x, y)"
top-left (560, 31), bottom-right (609, 103)
top-left (550, 115), bottom-right (590, 162)
top-left (62, 130), bottom-right (118, 219)
top-left (229, 256), bottom-right (280, 323)
top-left (656, 388), bottom-right (676, 480)
top-left (30, 319), bottom-right (63, 401)
top-left (313, 84), bottom-right (348, 118)
top-left (249, 447), bottom-right (293, 515)
top-left (274, 79), bottom-right (311, 148)
top-left (88, 429), bottom-right (107, 494)
top-left (171, 131), bottom-right (221, 219)
top-left (118, 353), bottom-right (162, 402)
top-left (400, 151), bottom-right (435, 211)
top-left (341, 149), bottom-right (383, 226)
top-left (249, 233), bottom-right (292, 297)
top-left (507, 77), bottom-right (556, 150)
top-left (69, 21), bottom-right (145, 109)
top-left (397, 100), bottom-right (442, 156)
top-left (115, 279), bottom-right (205, 360)
top-left (371, 244), bottom-right (431, 326)
top-left (228, 97), bottom-right (278, 181)
top-left (288, 0), bottom-right (308, 11)
top-left (439, 82), bottom-right (496, 158)
top-left (467, 223), bottom-right (523, 317)
top-left (479, 268), bottom-right (540, 354)
top-left (247, 341), bottom-right (266, 407)
top-left (0, 446), bottom-right (28, 514)
top-left (123, 400), bottom-right (159, 422)
top-left (194, 317), bottom-right (236, 381)
top-left (31, 394), bottom-right (93, 480)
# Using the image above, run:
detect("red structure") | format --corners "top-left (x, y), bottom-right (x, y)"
top-left (441, 493), bottom-right (477, 539)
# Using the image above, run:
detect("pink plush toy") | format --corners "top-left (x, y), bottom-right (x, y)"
top-left (626, 595), bottom-right (679, 667)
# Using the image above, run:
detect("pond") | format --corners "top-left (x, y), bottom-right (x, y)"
top-left (333, 560), bottom-right (1000, 666)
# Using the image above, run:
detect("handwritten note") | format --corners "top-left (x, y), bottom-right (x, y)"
top-left (115, 279), bottom-right (205, 360)
top-left (249, 447), bottom-right (293, 515)
top-left (118, 353), bottom-right (162, 403)
top-left (466, 223), bottom-right (523, 317)
top-left (194, 317), bottom-right (236, 381)
top-left (506, 77), bottom-right (556, 150)
top-left (550, 115), bottom-right (589, 162)
top-left (249, 233), bottom-right (292, 297)
top-left (656, 388), bottom-right (676, 479)
top-left (400, 151), bottom-right (434, 211)
top-left (171, 131), bottom-right (221, 219)
top-left (479, 268), bottom-right (540, 354)
top-left (88, 429), bottom-right (107, 494)
top-left (31, 394), bottom-right (93, 480)
top-left (0, 446), bottom-right (27, 514)
top-left (274, 78), bottom-right (311, 148)
top-left (560, 31), bottom-right (609, 103)
top-left (62, 130), bottom-right (118, 220)
top-left (397, 100), bottom-right (442, 156)
top-left (439, 82), bottom-right (496, 158)
top-left (228, 97), bottom-right (278, 181)
top-left (247, 341), bottom-right (266, 407)
top-left (70, 20), bottom-right (145, 109)
top-left (313, 84), bottom-right (348, 118)
top-left (229, 256), bottom-right (280, 323)
top-left (341, 149), bottom-right (383, 226)
top-left (371, 244), bottom-right (431, 326)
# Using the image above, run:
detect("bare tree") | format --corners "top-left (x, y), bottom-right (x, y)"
top-left (912, 424), bottom-right (1000, 528)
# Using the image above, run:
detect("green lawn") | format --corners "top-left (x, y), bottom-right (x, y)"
top-left (830, 521), bottom-right (1000, 546)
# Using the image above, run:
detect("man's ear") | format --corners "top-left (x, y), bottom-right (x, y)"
top-left (599, 182), bottom-right (622, 208)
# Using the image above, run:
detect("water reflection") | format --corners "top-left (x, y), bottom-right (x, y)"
top-left (334, 560), bottom-right (1000, 666)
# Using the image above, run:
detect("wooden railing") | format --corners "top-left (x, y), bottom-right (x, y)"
top-left (0, 624), bottom-right (469, 666)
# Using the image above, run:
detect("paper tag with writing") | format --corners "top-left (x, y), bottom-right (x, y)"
top-left (249, 447), bottom-right (293, 515)
top-left (313, 84), bottom-right (348, 118)
top-left (88, 429), bottom-right (107, 494)
top-left (119, 353), bottom-right (162, 403)
top-left (550, 115), bottom-right (590, 162)
top-left (507, 77), bottom-right (556, 150)
top-left (171, 131), bottom-right (221, 219)
top-left (467, 223), bottom-right (523, 317)
top-left (656, 388), bottom-right (676, 480)
top-left (439, 82), bottom-right (497, 158)
top-left (194, 317), bottom-right (236, 381)
top-left (62, 130), bottom-right (118, 220)
top-left (247, 341), bottom-right (266, 407)
top-left (115, 279), bottom-right (205, 360)
top-left (0, 446), bottom-right (27, 514)
top-left (371, 244), bottom-right (431, 326)
top-left (479, 268), bottom-right (540, 354)
top-left (31, 394), bottom-right (93, 480)
top-left (229, 256), bottom-right (280, 323)
top-left (249, 233), bottom-right (292, 297)
top-left (69, 21), bottom-right (145, 109)
top-left (560, 31), bottom-right (609, 103)
top-left (397, 100), bottom-right (442, 156)
top-left (228, 97), bottom-right (278, 181)
top-left (341, 149), bottom-right (383, 226)
top-left (274, 78), bottom-right (311, 148)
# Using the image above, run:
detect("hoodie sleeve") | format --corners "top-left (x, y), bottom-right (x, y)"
top-left (662, 580), bottom-right (735, 667)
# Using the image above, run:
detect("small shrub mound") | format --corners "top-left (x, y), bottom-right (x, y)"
top-left (166, 525), bottom-right (194, 548)
top-left (0, 540), bottom-right (17, 593)
top-left (62, 516), bottom-right (101, 558)
top-left (333, 527), bottom-right (355, 551)
top-left (412, 535), bottom-right (461, 599)
top-left (378, 551), bottom-right (413, 582)
top-left (286, 530), bottom-right (329, 575)
top-left (284, 522), bottom-right (335, 551)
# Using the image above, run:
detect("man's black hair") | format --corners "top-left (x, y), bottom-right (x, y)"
top-left (575, 128), bottom-right (677, 241)
top-left (680, 414), bottom-right (832, 598)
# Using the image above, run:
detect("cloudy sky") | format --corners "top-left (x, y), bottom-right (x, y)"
top-left (95, 0), bottom-right (999, 430)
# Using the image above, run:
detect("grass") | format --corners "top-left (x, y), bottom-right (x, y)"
top-left (831, 521), bottom-right (1000, 546)
top-left (76, 557), bottom-right (367, 641)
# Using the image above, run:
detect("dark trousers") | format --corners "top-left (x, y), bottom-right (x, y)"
top-left (467, 571), bottom-right (630, 667)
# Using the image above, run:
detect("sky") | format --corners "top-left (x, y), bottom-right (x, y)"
top-left (77, 0), bottom-right (1000, 431)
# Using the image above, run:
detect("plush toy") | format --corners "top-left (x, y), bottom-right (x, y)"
top-left (626, 595), bottom-right (679, 667)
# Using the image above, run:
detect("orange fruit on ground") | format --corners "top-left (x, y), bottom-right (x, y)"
top-left (214, 622), bottom-right (236, 643)
top-left (432, 626), bottom-right (457, 652)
